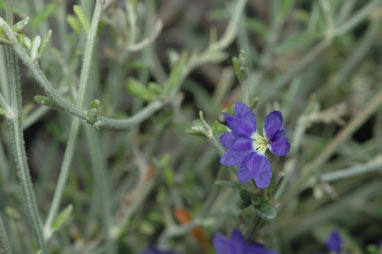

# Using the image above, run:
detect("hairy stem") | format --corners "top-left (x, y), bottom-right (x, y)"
top-left (4, 1), bottom-right (46, 252)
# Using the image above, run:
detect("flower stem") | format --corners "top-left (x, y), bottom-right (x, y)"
top-left (245, 216), bottom-right (263, 242)
top-left (4, 0), bottom-right (46, 252)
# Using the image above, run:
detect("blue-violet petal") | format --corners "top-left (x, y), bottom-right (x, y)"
top-left (251, 154), bottom-right (272, 189)
top-left (226, 115), bottom-right (256, 138)
top-left (213, 233), bottom-right (230, 254)
top-left (230, 229), bottom-right (247, 254)
top-left (220, 149), bottom-right (251, 166)
top-left (220, 132), bottom-right (237, 149)
top-left (234, 102), bottom-right (257, 131)
top-left (238, 153), bottom-right (256, 183)
top-left (264, 111), bottom-right (283, 139)
top-left (269, 130), bottom-right (290, 156)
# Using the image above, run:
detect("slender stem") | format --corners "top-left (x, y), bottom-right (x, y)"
top-left (43, 119), bottom-right (81, 238)
top-left (44, 0), bottom-right (104, 237)
top-left (0, 216), bottom-right (12, 254)
top-left (279, 90), bottom-right (382, 208)
top-left (320, 161), bottom-right (382, 183)
top-left (4, 1), bottom-right (46, 252)
top-left (77, 0), bottom-right (103, 109)
top-left (213, 0), bottom-right (247, 50)
top-left (245, 216), bottom-right (263, 242)
top-left (0, 17), bottom-right (168, 130)
top-left (85, 127), bottom-right (115, 253)
top-left (335, 0), bottom-right (379, 36)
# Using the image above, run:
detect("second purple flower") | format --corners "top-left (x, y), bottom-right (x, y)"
top-left (219, 102), bottom-right (290, 189)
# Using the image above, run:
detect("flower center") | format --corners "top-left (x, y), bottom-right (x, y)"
top-left (251, 132), bottom-right (269, 155)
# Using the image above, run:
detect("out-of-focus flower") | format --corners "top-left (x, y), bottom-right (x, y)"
top-left (327, 231), bottom-right (343, 254)
top-left (220, 102), bottom-right (290, 188)
top-left (141, 247), bottom-right (180, 254)
top-left (213, 228), bottom-right (278, 254)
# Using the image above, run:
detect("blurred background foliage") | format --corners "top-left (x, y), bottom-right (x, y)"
top-left (0, 0), bottom-right (381, 253)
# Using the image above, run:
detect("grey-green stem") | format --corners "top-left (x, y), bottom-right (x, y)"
top-left (4, 1), bottom-right (46, 252)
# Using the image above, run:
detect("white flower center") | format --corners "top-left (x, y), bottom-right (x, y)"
top-left (251, 132), bottom-right (269, 155)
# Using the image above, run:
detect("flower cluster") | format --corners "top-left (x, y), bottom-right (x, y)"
top-left (220, 102), bottom-right (290, 188)
top-left (213, 228), bottom-right (278, 254)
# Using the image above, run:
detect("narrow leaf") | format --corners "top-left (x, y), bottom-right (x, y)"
top-left (127, 78), bottom-right (155, 101)
top-left (73, 5), bottom-right (90, 33)
top-left (52, 204), bottom-right (73, 233)
top-left (30, 36), bottom-right (41, 63)
top-left (67, 15), bottom-right (82, 34)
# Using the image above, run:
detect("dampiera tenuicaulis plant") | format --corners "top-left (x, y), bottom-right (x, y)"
top-left (0, 0), bottom-right (381, 253)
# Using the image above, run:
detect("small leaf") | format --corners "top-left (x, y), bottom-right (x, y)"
top-left (73, 5), bottom-right (90, 33)
top-left (256, 203), bottom-right (277, 220)
top-left (67, 15), bottom-right (82, 34)
top-left (86, 108), bottom-right (98, 124)
top-left (249, 97), bottom-right (259, 109)
top-left (0, 106), bottom-right (5, 115)
top-left (30, 35), bottom-right (42, 63)
top-left (163, 59), bottom-right (185, 98)
top-left (38, 29), bottom-right (52, 58)
top-left (148, 82), bottom-right (161, 94)
top-left (52, 204), bottom-right (73, 233)
top-left (164, 166), bottom-right (175, 188)
top-left (216, 112), bottom-right (227, 125)
top-left (214, 180), bottom-right (246, 190)
top-left (127, 78), bottom-right (155, 101)
top-left (232, 56), bottom-right (242, 82)
top-left (18, 34), bottom-right (32, 50)
top-left (13, 16), bottom-right (30, 32)
top-left (213, 120), bottom-right (229, 137)
top-left (90, 99), bottom-right (100, 109)
top-left (34, 95), bottom-right (61, 110)
top-left (186, 119), bottom-right (209, 138)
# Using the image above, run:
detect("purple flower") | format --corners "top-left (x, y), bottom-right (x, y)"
top-left (327, 231), bottom-right (342, 254)
top-left (213, 228), bottom-right (278, 254)
top-left (220, 102), bottom-right (290, 189)
top-left (141, 247), bottom-right (180, 254)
